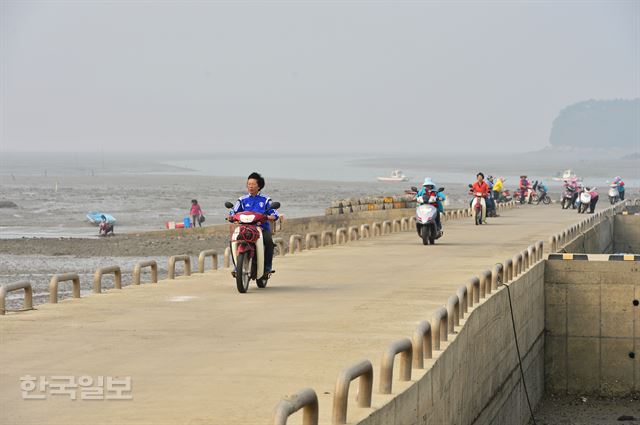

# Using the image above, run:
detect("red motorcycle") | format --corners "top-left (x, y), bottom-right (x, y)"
top-left (514, 187), bottom-right (538, 204)
top-left (224, 201), bottom-right (280, 293)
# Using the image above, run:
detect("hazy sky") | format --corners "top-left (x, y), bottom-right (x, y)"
top-left (1, 0), bottom-right (638, 154)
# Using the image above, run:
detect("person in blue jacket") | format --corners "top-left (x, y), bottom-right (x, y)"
top-left (416, 178), bottom-right (446, 231)
top-left (232, 172), bottom-right (279, 273)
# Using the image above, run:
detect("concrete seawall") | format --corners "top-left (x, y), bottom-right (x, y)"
top-left (359, 263), bottom-right (546, 425)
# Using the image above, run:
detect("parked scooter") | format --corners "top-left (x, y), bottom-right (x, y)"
top-left (608, 183), bottom-right (620, 205)
top-left (576, 188), bottom-right (592, 214)
top-left (412, 186), bottom-right (443, 245)
top-left (561, 185), bottom-right (576, 209)
top-left (224, 201), bottom-right (281, 293)
top-left (498, 190), bottom-right (513, 203)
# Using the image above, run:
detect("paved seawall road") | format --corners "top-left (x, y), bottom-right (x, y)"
top-left (0, 205), bottom-right (590, 425)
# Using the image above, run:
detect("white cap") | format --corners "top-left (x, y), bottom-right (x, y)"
top-left (422, 177), bottom-right (435, 187)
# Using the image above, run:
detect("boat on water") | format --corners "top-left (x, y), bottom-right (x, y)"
top-left (86, 212), bottom-right (116, 225)
top-left (377, 170), bottom-right (409, 182)
top-left (552, 169), bottom-right (581, 181)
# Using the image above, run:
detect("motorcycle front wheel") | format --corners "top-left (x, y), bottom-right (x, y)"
top-left (475, 208), bottom-right (482, 225)
top-left (235, 251), bottom-right (251, 293)
top-left (421, 226), bottom-right (429, 245)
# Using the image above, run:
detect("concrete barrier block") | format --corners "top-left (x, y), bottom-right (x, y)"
top-left (567, 337), bottom-right (600, 394)
top-left (416, 369), bottom-right (433, 420)
top-left (567, 283), bottom-right (600, 306)
top-left (358, 400), bottom-right (395, 425)
top-left (600, 338), bottom-right (635, 395)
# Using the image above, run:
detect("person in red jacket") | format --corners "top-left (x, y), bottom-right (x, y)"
top-left (470, 172), bottom-right (490, 223)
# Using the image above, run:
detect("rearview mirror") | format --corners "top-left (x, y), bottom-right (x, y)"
top-left (271, 202), bottom-right (281, 210)
top-left (468, 184), bottom-right (473, 188)
top-left (411, 186), bottom-right (418, 192)
top-left (438, 187), bottom-right (445, 192)
top-left (224, 201), bottom-right (234, 209)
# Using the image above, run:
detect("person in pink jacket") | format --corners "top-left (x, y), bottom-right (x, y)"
top-left (190, 199), bottom-right (204, 228)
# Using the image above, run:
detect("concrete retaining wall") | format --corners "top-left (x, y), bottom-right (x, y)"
top-left (544, 260), bottom-right (640, 396)
top-left (614, 215), bottom-right (640, 253)
top-left (562, 215), bottom-right (614, 254)
top-left (358, 263), bottom-right (546, 425)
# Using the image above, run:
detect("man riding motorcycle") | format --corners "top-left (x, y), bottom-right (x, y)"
top-left (613, 176), bottom-right (625, 201)
top-left (470, 172), bottom-right (490, 224)
top-left (519, 175), bottom-right (531, 204)
top-left (230, 172), bottom-right (279, 274)
top-left (416, 177), bottom-right (444, 232)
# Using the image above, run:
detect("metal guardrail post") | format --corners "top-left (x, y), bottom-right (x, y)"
top-left (408, 216), bottom-right (416, 226)
top-left (305, 233), bottom-right (320, 249)
top-left (272, 388), bottom-right (319, 425)
top-left (320, 231), bottom-right (334, 246)
top-left (49, 272), bottom-right (81, 303)
top-left (456, 286), bottom-right (468, 318)
top-left (198, 250), bottom-right (218, 273)
top-left (381, 221), bottom-right (392, 235)
top-left (379, 338), bottom-right (412, 394)
top-left (359, 224), bottom-right (370, 238)
top-left (224, 247), bottom-right (231, 267)
top-left (505, 258), bottom-right (513, 282)
top-left (400, 217), bottom-right (409, 231)
top-left (93, 265), bottom-right (122, 294)
top-left (412, 320), bottom-right (432, 369)
top-left (273, 238), bottom-right (286, 256)
top-left (466, 277), bottom-right (480, 306)
top-left (336, 228), bottom-right (347, 244)
top-left (522, 249), bottom-right (530, 270)
top-left (0, 281), bottom-right (33, 315)
top-left (431, 307), bottom-right (448, 351)
top-left (347, 226), bottom-right (359, 241)
top-left (391, 219), bottom-right (401, 232)
top-left (549, 235), bottom-right (557, 253)
top-left (133, 260), bottom-right (158, 285)
top-left (446, 295), bottom-right (459, 332)
top-left (535, 241), bottom-right (544, 261)
top-left (492, 263), bottom-right (503, 291)
top-left (371, 222), bottom-right (382, 237)
top-left (481, 270), bottom-right (492, 296)
top-left (513, 253), bottom-right (523, 277)
top-left (168, 255), bottom-right (191, 280)
top-left (289, 235), bottom-right (303, 254)
top-left (332, 360), bottom-right (373, 424)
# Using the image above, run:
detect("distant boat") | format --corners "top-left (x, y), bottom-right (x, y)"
top-left (377, 170), bottom-right (409, 182)
top-left (86, 212), bottom-right (116, 225)
top-left (553, 169), bottom-right (580, 181)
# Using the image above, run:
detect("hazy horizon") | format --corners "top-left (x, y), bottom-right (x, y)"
top-left (1, 1), bottom-right (639, 154)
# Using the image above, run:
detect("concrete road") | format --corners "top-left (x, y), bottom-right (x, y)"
top-left (0, 205), bottom-right (587, 425)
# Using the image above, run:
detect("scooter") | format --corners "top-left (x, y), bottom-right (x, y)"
top-left (224, 201), bottom-right (281, 293)
top-left (469, 186), bottom-right (486, 225)
top-left (561, 185), bottom-right (576, 209)
top-left (608, 184), bottom-right (619, 205)
top-left (413, 186), bottom-right (443, 245)
top-left (576, 188), bottom-right (592, 214)
top-left (498, 190), bottom-right (512, 203)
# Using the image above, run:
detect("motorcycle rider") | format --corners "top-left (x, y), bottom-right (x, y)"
top-left (614, 176), bottom-right (625, 201)
top-left (493, 176), bottom-right (503, 203)
top-left (587, 187), bottom-right (599, 213)
top-left (416, 177), bottom-right (444, 232)
top-left (486, 175), bottom-right (497, 216)
top-left (470, 172), bottom-right (490, 223)
top-left (519, 175), bottom-right (531, 204)
top-left (537, 180), bottom-right (548, 201)
top-left (231, 172), bottom-right (279, 273)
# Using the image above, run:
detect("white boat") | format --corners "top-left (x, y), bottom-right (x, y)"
top-left (553, 169), bottom-right (580, 181)
top-left (377, 170), bottom-right (409, 182)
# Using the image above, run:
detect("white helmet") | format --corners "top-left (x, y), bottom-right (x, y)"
top-left (422, 177), bottom-right (435, 187)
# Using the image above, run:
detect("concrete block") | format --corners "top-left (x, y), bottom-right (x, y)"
top-left (567, 337), bottom-right (600, 394)
top-left (567, 303), bottom-right (600, 337)
top-left (601, 308), bottom-right (634, 338)
top-left (359, 399), bottom-right (396, 425)
top-left (600, 338), bottom-right (635, 395)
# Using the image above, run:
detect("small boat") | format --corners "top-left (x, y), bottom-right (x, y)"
top-left (552, 169), bottom-right (580, 182)
top-left (377, 170), bottom-right (409, 182)
top-left (86, 211), bottom-right (116, 225)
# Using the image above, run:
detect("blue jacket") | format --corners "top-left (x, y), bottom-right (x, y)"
top-left (417, 188), bottom-right (446, 213)
top-left (232, 193), bottom-right (279, 231)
